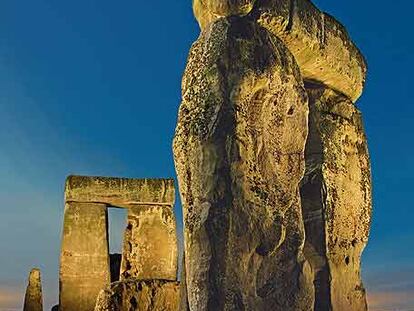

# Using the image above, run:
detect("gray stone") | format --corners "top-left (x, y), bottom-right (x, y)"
top-left (173, 17), bottom-right (313, 310)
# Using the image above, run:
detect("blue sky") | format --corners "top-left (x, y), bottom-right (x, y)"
top-left (0, 1), bottom-right (413, 310)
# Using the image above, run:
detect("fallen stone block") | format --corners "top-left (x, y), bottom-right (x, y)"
top-left (94, 279), bottom-right (180, 311)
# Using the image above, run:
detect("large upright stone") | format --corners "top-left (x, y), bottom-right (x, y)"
top-left (173, 17), bottom-right (313, 310)
top-left (23, 268), bottom-right (43, 311)
top-left (120, 204), bottom-right (178, 281)
top-left (193, 0), bottom-right (366, 102)
top-left (300, 84), bottom-right (371, 311)
top-left (59, 202), bottom-right (110, 311)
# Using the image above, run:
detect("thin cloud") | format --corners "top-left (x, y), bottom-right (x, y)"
top-left (368, 290), bottom-right (414, 311)
top-left (0, 286), bottom-right (23, 310)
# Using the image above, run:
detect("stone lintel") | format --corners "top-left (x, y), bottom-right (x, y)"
top-left (65, 175), bottom-right (175, 208)
top-left (194, 0), bottom-right (367, 102)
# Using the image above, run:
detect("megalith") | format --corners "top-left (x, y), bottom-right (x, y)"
top-left (23, 268), bottom-right (43, 311)
top-left (59, 201), bottom-right (110, 311)
top-left (300, 84), bottom-right (371, 311)
top-left (94, 280), bottom-right (180, 311)
top-left (193, 0), bottom-right (367, 103)
top-left (173, 17), bottom-right (313, 310)
top-left (120, 204), bottom-right (178, 281)
top-left (60, 175), bottom-right (177, 311)
top-left (175, 0), bottom-right (371, 310)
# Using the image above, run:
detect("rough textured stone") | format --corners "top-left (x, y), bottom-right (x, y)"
top-left (23, 268), bottom-right (43, 311)
top-left (173, 17), bottom-right (313, 310)
top-left (120, 204), bottom-right (178, 281)
top-left (94, 279), bottom-right (180, 311)
top-left (194, 0), bottom-right (366, 102)
top-left (300, 84), bottom-right (371, 311)
top-left (254, 0), bottom-right (367, 102)
top-left (59, 202), bottom-right (110, 311)
top-left (65, 176), bottom-right (175, 208)
top-left (193, 0), bottom-right (256, 29)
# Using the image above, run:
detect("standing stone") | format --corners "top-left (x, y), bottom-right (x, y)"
top-left (120, 204), bottom-right (178, 281)
top-left (173, 17), bottom-right (313, 310)
top-left (300, 84), bottom-right (371, 311)
top-left (23, 268), bottom-right (43, 311)
top-left (94, 280), bottom-right (180, 311)
top-left (59, 202), bottom-right (110, 311)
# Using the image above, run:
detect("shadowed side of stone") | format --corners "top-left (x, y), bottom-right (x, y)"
top-left (120, 204), bottom-right (178, 281)
top-left (94, 279), bottom-right (180, 311)
top-left (23, 268), bottom-right (43, 311)
top-left (173, 17), bottom-right (313, 310)
top-left (300, 84), bottom-right (371, 311)
top-left (179, 255), bottom-right (189, 311)
top-left (110, 254), bottom-right (122, 283)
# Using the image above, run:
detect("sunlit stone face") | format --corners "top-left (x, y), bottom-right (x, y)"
top-left (201, 0), bottom-right (256, 16)
top-left (193, 0), bottom-right (256, 28)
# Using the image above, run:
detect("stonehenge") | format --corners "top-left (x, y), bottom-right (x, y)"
top-left (59, 176), bottom-right (178, 311)
top-left (23, 268), bottom-right (43, 311)
top-left (19, 1), bottom-right (372, 310)
top-left (174, 0), bottom-right (372, 310)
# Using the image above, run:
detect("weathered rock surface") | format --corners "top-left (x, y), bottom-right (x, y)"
top-left (94, 279), bottom-right (180, 311)
top-left (193, 0), bottom-right (256, 29)
top-left (300, 84), bottom-right (371, 310)
top-left (120, 204), bottom-right (178, 281)
top-left (59, 175), bottom-right (178, 311)
top-left (173, 17), bottom-right (313, 310)
top-left (23, 268), bottom-right (43, 311)
top-left (194, 0), bottom-right (366, 102)
top-left (65, 175), bottom-right (175, 208)
top-left (59, 202), bottom-right (111, 311)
